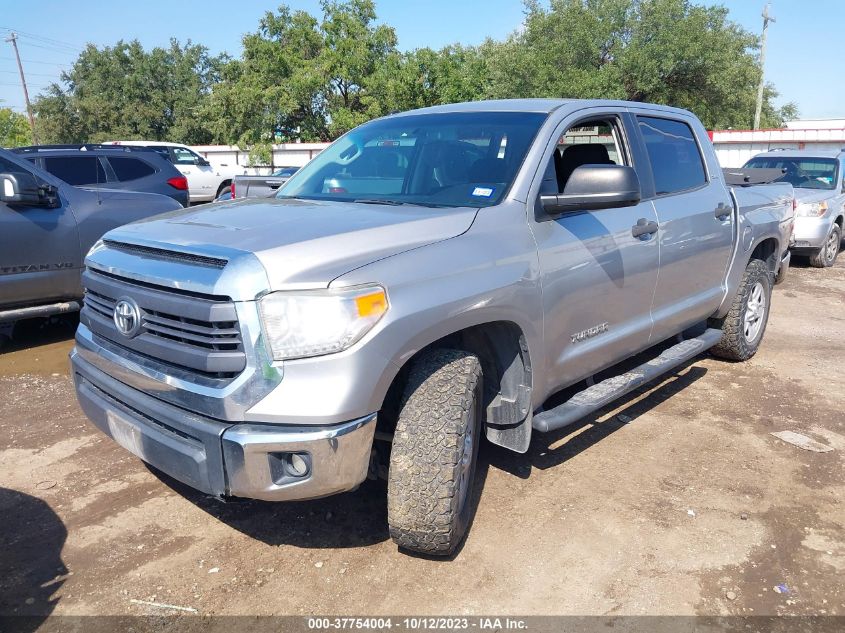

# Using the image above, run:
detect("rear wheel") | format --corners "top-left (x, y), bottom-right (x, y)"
top-left (711, 258), bottom-right (772, 361)
top-left (387, 348), bottom-right (483, 556)
top-left (809, 224), bottom-right (840, 268)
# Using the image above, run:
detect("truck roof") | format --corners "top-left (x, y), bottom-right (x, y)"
top-left (386, 98), bottom-right (697, 118)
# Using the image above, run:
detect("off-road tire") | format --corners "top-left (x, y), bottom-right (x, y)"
top-left (809, 224), bottom-right (841, 268)
top-left (711, 258), bottom-right (772, 361)
top-left (387, 348), bottom-right (483, 556)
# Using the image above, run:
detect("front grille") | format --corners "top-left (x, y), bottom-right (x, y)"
top-left (81, 268), bottom-right (246, 378)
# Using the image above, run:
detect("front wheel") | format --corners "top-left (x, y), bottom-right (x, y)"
top-left (809, 224), bottom-right (841, 268)
top-left (711, 258), bottom-right (772, 361)
top-left (387, 348), bottom-right (483, 556)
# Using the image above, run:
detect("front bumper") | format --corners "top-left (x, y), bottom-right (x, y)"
top-left (791, 216), bottom-right (832, 250)
top-left (71, 347), bottom-right (376, 502)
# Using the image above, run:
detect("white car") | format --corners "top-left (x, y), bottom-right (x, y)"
top-left (103, 141), bottom-right (244, 204)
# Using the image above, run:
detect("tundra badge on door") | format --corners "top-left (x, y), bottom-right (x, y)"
top-left (571, 322), bottom-right (609, 344)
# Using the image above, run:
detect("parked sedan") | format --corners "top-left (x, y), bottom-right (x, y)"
top-left (743, 149), bottom-right (844, 267)
top-left (14, 144), bottom-right (190, 207)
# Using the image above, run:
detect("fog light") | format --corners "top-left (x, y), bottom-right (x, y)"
top-left (268, 451), bottom-right (311, 484)
top-left (287, 453), bottom-right (309, 477)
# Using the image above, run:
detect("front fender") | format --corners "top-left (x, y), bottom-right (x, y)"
top-left (244, 203), bottom-right (543, 426)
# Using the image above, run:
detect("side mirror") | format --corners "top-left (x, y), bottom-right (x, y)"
top-left (540, 164), bottom-right (641, 216)
top-left (0, 172), bottom-right (60, 208)
top-left (197, 157), bottom-right (211, 167)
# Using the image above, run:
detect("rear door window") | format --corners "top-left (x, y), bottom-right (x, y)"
top-left (43, 156), bottom-right (107, 186)
top-left (637, 116), bottom-right (706, 195)
top-left (108, 157), bottom-right (157, 182)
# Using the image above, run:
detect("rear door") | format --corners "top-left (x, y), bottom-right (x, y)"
top-left (530, 109), bottom-right (661, 391)
top-left (0, 154), bottom-right (82, 308)
top-left (632, 112), bottom-right (734, 341)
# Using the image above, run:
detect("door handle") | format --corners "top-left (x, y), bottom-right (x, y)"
top-left (714, 202), bottom-right (732, 220)
top-left (632, 218), bottom-right (659, 238)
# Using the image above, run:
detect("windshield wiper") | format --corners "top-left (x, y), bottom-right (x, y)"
top-left (352, 198), bottom-right (406, 206)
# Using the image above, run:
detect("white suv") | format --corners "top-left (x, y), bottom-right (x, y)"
top-left (103, 141), bottom-right (243, 204)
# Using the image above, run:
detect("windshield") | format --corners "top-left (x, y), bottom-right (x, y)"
top-left (278, 111), bottom-right (547, 208)
top-left (744, 156), bottom-right (839, 190)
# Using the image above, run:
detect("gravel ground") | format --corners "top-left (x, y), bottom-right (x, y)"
top-left (0, 257), bottom-right (843, 619)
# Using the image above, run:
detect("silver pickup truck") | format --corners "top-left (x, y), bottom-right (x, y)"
top-left (70, 100), bottom-right (793, 556)
top-left (0, 148), bottom-right (183, 340)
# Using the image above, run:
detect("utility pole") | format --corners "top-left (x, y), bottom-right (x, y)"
top-left (5, 31), bottom-right (39, 144)
top-left (753, 3), bottom-right (775, 130)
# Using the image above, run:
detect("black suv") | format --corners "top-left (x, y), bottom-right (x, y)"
top-left (13, 144), bottom-right (189, 207)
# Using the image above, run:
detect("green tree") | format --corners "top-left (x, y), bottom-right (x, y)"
top-left (33, 39), bottom-right (223, 144)
top-left (363, 45), bottom-right (487, 117)
top-left (0, 107), bottom-right (32, 147)
top-left (204, 0), bottom-right (398, 143)
top-left (318, 0), bottom-right (397, 135)
top-left (33, 0), bottom-right (799, 145)
top-left (483, 0), bottom-right (797, 129)
top-left (202, 5), bottom-right (328, 144)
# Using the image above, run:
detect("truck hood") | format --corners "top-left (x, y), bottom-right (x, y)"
top-left (793, 189), bottom-right (837, 204)
top-left (104, 197), bottom-right (478, 290)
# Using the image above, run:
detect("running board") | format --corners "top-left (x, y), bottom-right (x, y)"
top-left (533, 328), bottom-right (723, 433)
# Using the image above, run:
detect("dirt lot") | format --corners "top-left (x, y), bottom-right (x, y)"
top-left (0, 258), bottom-right (843, 619)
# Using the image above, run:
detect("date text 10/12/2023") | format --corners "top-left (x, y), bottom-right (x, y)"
top-left (307, 617), bottom-right (528, 630)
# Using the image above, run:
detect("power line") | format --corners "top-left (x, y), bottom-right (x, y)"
top-left (17, 41), bottom-right (82, 55)
top-left (0, 69), bottom-right (61, 78)
top-left (0, 56), bottom-right (68, 67)
top-left (0, 27), bottom-right (83, 52)
top-left (0, 81), bottom-right (51, 87)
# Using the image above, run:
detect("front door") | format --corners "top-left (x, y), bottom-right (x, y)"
top-left (531, 112), bottom-right (660, 395)
top-left (0, 155), bottom-right (81, 308)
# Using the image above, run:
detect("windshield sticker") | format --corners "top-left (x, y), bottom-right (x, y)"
top-left (471, 186), bottom-right (495, 198)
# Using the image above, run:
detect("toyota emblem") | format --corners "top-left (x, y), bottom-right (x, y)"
top-left (113, 297), bottom-right (142, 338)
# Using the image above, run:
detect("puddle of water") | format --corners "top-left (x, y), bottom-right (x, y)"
top-left (0, 315), bottom-right (79, 377)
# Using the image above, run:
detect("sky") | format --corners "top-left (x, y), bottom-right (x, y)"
top-left (0, 0), bottom-right (842, 127)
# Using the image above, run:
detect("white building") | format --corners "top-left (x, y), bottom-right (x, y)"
top-left (712, 119), bottom-right (845, 167)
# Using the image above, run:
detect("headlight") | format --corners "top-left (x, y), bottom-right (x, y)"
top-left (796, 201), bottom-right (828, 217)
top-left (258, 285), bottom-right (388, 360)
